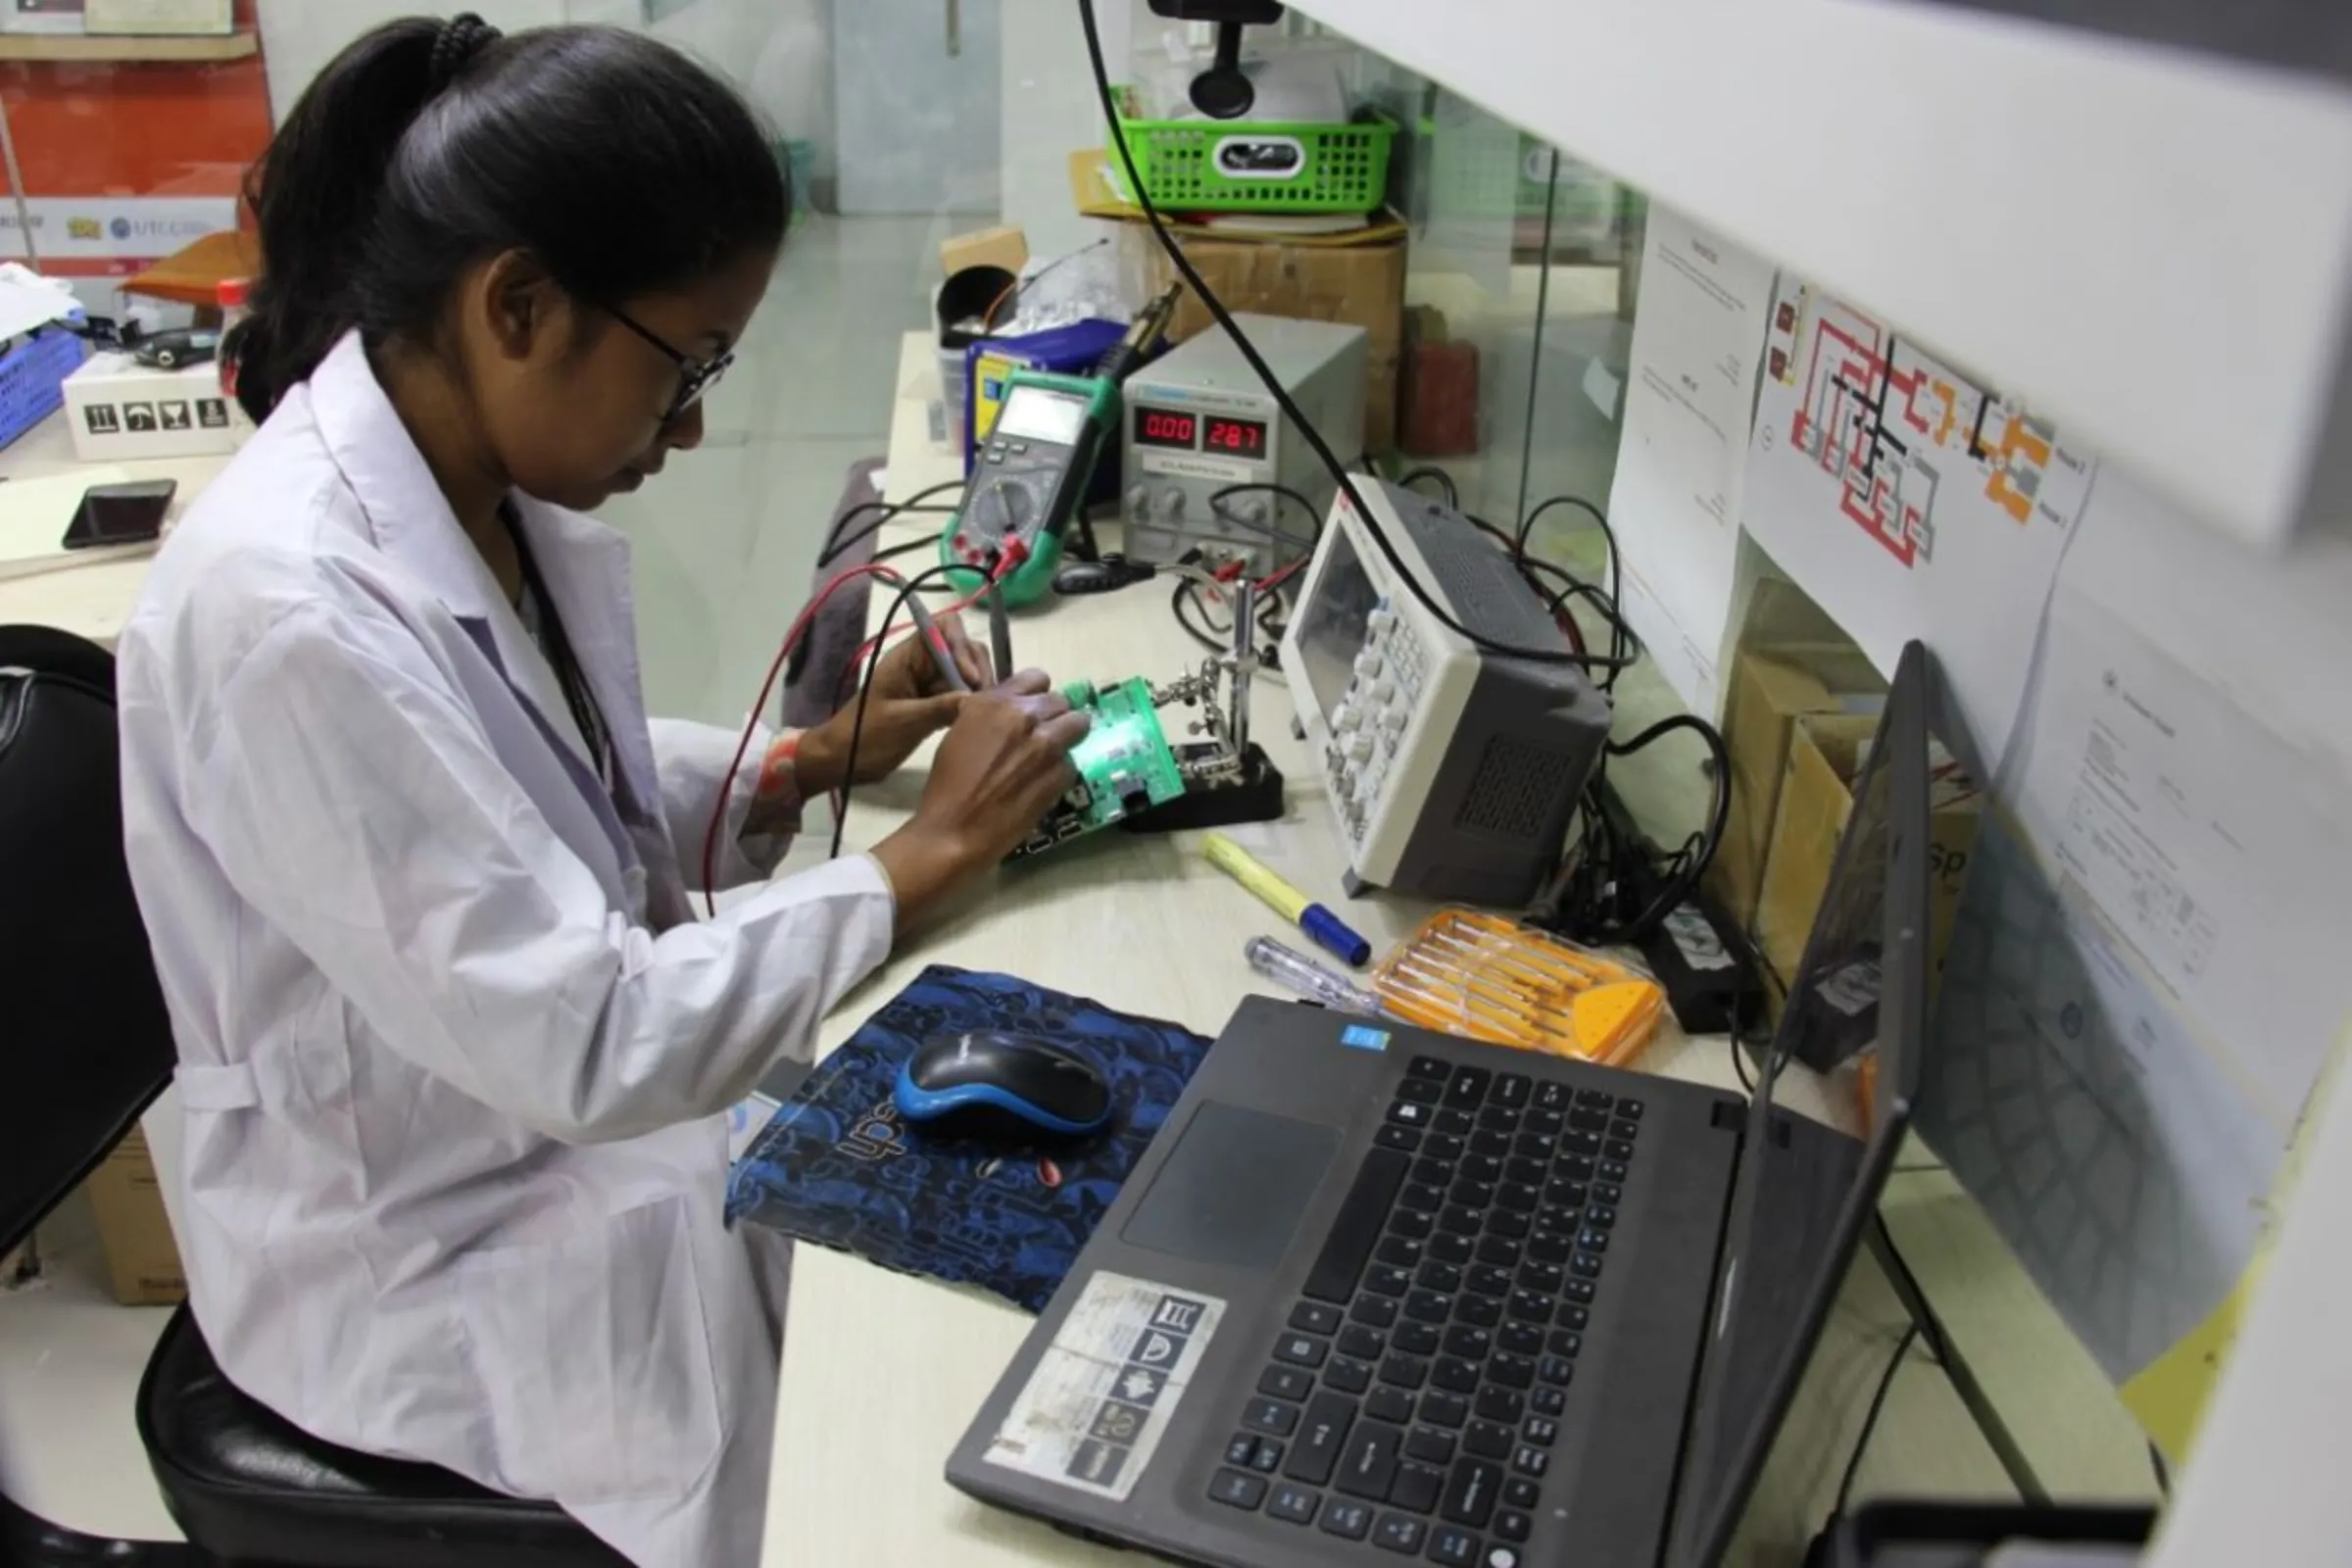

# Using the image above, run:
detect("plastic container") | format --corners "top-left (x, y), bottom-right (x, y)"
top-left (961, 316), bottom-right (1126, 466)
top-left (1112, 93), bottom-right (1395, 214)
top-left (0, 323), bottom-right (89, 452)
top-left (1371, 907), bottom-right (1667, 1067)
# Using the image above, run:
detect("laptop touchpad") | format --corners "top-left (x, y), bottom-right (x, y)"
top-left (1121, 1102), bottom-right (1339, 1270)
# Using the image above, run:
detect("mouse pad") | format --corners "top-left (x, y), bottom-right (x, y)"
top-left (726, 964), bottom-right (1214, 1312)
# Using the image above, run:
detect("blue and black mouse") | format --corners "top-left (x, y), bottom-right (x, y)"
top-left (894, 1030), bottom-right (1114, 1144)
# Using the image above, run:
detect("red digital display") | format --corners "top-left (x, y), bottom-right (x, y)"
top-left (1136, 409), bottom-right (1199, 449)
top-left (1205, 416), bottom-right (1269, 457)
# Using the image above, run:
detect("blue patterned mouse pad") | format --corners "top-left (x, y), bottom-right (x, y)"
top-left (725, 964), bottom-right (1214, 1312)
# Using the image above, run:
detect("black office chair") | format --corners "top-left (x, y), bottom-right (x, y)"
top-left (0, 626), bottom-right (627, 1568)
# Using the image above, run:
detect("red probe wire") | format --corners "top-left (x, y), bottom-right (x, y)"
top-left (699, 560), bottom-right (904, 914)
top-left (705, 542), bottom-right (1031, 914)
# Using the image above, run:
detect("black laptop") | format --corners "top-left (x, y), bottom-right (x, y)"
top-left (947, 643), bottom-right (1939, 1568)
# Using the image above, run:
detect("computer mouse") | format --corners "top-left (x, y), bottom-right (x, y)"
top-left (895, 1030), bottom-right (1114, 1144)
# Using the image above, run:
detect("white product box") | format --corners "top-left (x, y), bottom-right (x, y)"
top-left (83, 0), bottom-right (230, 35)
top-left (64, 352), bottom-right (251, 462)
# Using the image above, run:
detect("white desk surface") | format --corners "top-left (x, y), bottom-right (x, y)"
top-left (757, 336), bottom-right (2082, 1567)
top-left (0, 414), bottom-right (226, 649)
top-left (0, 342), bottom-right (2142, 1564)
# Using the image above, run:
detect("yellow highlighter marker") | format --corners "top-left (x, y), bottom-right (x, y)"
top-left (1201, 833), bottom-right (1372, 967)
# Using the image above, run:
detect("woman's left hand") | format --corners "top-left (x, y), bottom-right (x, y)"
top-left (797, 612), bottom-right (998, 791)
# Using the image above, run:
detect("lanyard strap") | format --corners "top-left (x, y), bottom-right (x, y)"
top-left (503, 506), bottom-right (614, 790)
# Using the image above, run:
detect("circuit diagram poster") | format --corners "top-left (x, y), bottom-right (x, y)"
top-left (1743, 280), bottom-right (2094, 765)
top-left (1607, 205), bottom-right (1775, 714)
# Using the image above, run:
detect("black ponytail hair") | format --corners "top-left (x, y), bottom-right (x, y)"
top-left (227, 15), bottom-right (790, 424)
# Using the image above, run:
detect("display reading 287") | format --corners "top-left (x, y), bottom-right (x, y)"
top-left (1205, 416), bottom-right (1266, 456)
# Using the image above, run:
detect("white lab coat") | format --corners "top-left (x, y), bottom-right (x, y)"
top-left (116, 332), bottom-right (897, 1568)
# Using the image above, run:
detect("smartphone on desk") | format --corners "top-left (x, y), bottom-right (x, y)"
top-left (62, 478), bottom-right (176, 551)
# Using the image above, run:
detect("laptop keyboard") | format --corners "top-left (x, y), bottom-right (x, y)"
top-left (1207, 1054), bottom-right (1642, 1566)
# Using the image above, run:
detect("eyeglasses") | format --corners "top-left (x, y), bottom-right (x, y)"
top-left (602, 303), bottom-right (734, 426)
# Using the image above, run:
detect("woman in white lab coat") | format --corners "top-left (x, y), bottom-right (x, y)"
top-left (114, 16), bottom-right (1087, 1568)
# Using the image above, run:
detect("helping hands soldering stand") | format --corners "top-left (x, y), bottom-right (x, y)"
top-left (1120, 578), bottom-right (1286, 834)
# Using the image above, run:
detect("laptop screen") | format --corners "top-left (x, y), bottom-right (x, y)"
top-left (1666, 642), bottom-right (1935, 1566)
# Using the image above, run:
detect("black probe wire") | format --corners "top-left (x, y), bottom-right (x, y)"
top-left (1205, 485), bottom-right (1322, 564)
top-left (1463, 514), bottom-right (1518, 553)
top-left (1079, 0), bottom-right (1635, 676)
top-left (1518, 492), bottom-right (1629, 681)
top-left (1207, 482), bottom-right (1324, 548)
top-left (828, 563), bottom-right (968, 861)
top-left (873, 534), bottom-right (937, 564)
top-left (815, 478), bottom-right (967, 569)
top-left (1836, 1323), bottom-right (1924, 1515)
top-left (1515, 492), bottom-right (1611, 565)
top-left (820, 503), bottom-right (956, 569)
top-left (1730, 1005), bottom-right (1756, 1096)
top-left (1727, 910), bottom-right (1772, 1097)
top-left (1507, 554), bottom-right (1593, 654)
top-left (1547, 578), bottom-right (1642, 663)
top-left (1170, 571), bottom-right (1291, 663)
top-left (1172, 576), bottom-right (1227, 654)
top-left (817, 498), bottom-right (959, 570)
top-left (789, 484), bottom-right (968, 692)
top-left (1396, 465), bottom-right (1459, 508)
top-left (1556, 713), bottom-right (1733, 945)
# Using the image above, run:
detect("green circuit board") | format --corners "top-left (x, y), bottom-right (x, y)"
top-left (1008, 676), bottom-right (1186, 858)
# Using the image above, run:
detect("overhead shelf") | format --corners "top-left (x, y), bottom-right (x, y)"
top-left (1292, 0), bottom-right (2352, 552)
top-left (0, 31), bottom-right (256, 63)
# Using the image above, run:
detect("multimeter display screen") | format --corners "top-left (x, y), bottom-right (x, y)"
top-left (1204, 416), bottom-right (1269, 457)
top-left (1135, 408), bottom-right (1198, 449)
top-left (993, 387), bottom-right (1089, 447)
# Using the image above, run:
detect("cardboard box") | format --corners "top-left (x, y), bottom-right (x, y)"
top-left (84, 1125), bottom-right (186, 1306)
top-left (1126, 225), bottom-right (1405, 454)
top-left (64, 351), bottom-right (251, 462)
top-left (1708, 646), bottom-right (1886, 931)
top-left (940, 224), bottom-right (1028, 279)
top-left (1072, 151), bottom-right (1408, 455)
top-left (1737, 575), bottom-right (1851, 654)
top-left (1755, 713), bottom-right (1980, 997)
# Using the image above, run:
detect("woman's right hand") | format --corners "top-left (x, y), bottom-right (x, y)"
top-left (869, 670), bottom-right (1090, 927)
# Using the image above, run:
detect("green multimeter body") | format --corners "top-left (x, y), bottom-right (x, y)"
top-left (937, 368), bottom-right (1121, 608)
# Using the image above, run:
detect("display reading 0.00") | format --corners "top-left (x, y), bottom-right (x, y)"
top-left (1135, 409), bottom-right (1199, 450)
top-left (1205, 416), bottom-right (1268, 457)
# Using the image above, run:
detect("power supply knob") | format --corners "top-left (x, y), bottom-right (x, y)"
top-left (1124, 483), bottom-right (1150, 518)
top-left (1237, 496), bottom-right (1269, 524)
top-left (1156, 487), bottom-right (1188, 521)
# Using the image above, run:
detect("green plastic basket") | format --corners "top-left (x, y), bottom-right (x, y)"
top-left (1112, 97), bottom-right (1395, 214)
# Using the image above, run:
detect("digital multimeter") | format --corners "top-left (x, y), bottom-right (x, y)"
top-left (938, 370), bottom-right (1120, 608)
